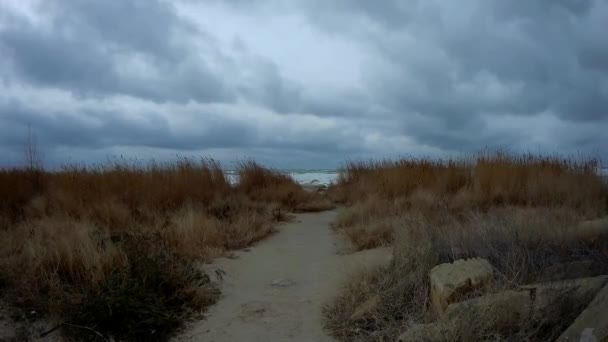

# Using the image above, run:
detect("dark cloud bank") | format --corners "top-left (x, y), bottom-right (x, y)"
top-left (1, 0), bottom-right (607, 168)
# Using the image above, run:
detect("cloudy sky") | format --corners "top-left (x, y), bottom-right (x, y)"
top-left (1, 0), bottom-right (607, 168)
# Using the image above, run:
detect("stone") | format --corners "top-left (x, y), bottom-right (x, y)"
top-left (429, 258), bottom-right (494, 315)
top-left (564, 216), bottom-right (608, 242)
top-left (444, 289), bottom-right (532, 330)
top-left (521, 275), bottom-right (608, 323)
top-left (557, 283), bottom-right (608, 341)
top-left (536, 260), bottom-right (601, 282)
top-left (349, 295), bottom-right (380, 321)
top-left (398, 276), bottom-right (608, 341)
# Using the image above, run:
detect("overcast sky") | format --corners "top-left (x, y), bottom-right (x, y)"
top-left (1, 0), bottom-right (607, 168)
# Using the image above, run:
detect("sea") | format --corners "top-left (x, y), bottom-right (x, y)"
top-left (225, 169), bottom-right (340, 185)
top-left (225, 167), bottom-right (608, 186)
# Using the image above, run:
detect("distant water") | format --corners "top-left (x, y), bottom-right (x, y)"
top-left (287, 169), bottom-right (339, 185)
top-left (225, 169), bottom-right (339, 185)
top-left (225, 167), bottom-right (608, 186)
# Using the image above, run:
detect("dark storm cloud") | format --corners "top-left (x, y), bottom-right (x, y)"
top-left (0, 0), bottom-right (233, 103)
top-left (0, 100), bottom-right (255, 151)
top-left (1, 0), bottom-right (607, 167)
top-left (296, 0), bottom-right (608, 152)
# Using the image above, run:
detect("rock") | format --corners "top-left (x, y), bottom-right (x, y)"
top-left (521, 276), bottom-right (608, 323)
top-left (396, 322), bottom-right (454, 342)
top-left (557, 283), bottom-right (608, 341)
top-left (399, 276), bottom-right (608, 341)
top-left (429, 258), bottom-right (494, 315)
top-left (444, 289), bottom-right (532, 330)
top-left (349, 295), bottom-right (380, 321)
top-left (565, 216), bottom-right (608, 242)
top-left (578, 216), bottom-right (608, 238)
top-left (536, 260), bottom-right (601, 282)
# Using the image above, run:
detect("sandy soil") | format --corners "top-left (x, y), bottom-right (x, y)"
top-left (176, 211), bottom-right (392, 342)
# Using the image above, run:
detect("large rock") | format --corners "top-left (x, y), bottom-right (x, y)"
top-left (430, 258), bottom-right (494, 315)
top-left (535, 260), bottom-right (601, 282)
top-left (566, 216), bottom-right (608, 242)
top-left (521, 275), bottom-right (608, 323)
top-left (444, 289), bottom-right (532, 330)
top-left (557, 283), bottom-right (608, 341)
top-left (398, 276), bottom-right (608, 341)
top-left (397, 290), bottom-right (531, 342)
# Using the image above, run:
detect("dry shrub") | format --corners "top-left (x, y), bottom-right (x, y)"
top-left (163, 207), bottom-right (226, 260)
top-left (163, 204), bottom-right (276, 260)
top-left (236, 160), bottom-right (334, 212)
top-left (0, 157), bottom-right (314, 341)
top-left (219, 208), bottom-right (276, 250)
top-left (326, 152), bottom-right (608, 341)
top-left (325, 207), bottom-right (608, 341)
top-left (330, 152), bottom-right (607, 249)
top-left (0, 217), bottom-right (126, 311)
top-left (332, 196), bottom-right (408, 250)
top-left (70, 236), bottom-right (219, 342)
top-left (236, 160), bottom-right (305, 208)
top-left (334, 152), bottom-right (605, 211)
top-left (324, 216), bottom-right (436, 341)
top-left (337, 216), bottom-right (397, 251)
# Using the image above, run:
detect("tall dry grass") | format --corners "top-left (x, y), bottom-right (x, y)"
top-left (326, 207), bottom-right (608, 341)
top-left (331, 152), bottom-right (607, 250)
top-left (325, 152), bottom-right (608, 341)
top-left (0, 157), bottom-right (319, 341)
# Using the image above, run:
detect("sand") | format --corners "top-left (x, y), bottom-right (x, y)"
top-left (176, 211), bottom-right (392, 342)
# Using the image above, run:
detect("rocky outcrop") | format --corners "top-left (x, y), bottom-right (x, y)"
top-left (536, 260), bottom-right (602, 282)
top-left (397, 256), bottom-right (608, 342)
top-left (564, 216), bottom-right (608, 242)
top-left (522, 276), bottom-right (608, 323)
top-left (429, 258), bottom-right (493, 315)
top-left (444, 289), bottom-right (532, 329)
top-left (557, 282), bottom-right (608, 341)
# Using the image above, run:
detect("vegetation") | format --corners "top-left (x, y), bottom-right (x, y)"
top-left (0, 157), bottom-right (327, 341)
top-left (325, 152), bottom-right (608, 341)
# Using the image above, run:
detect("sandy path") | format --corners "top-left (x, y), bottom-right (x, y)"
top-left (176, 211), bottom-right (391, 342)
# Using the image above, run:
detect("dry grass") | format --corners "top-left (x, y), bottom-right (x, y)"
top-left (0, 157), bottom-right (323, 341)
top-left (336, 152), bottom-right (604, 208)
top-left (330, 152), bottom-right (607, 250)
top-left (325, 208), bottom-right (608, 341)
top-left (236, 160), bottom-right (334, 213)
top-left (325, 152), bottom-right (608, 341)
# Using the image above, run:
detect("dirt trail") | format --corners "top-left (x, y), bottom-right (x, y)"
top-left (176, 211), bottom-right (391, 342)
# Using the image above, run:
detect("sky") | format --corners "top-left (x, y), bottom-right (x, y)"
top-left (1, 0), bottom-right (607, 169)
